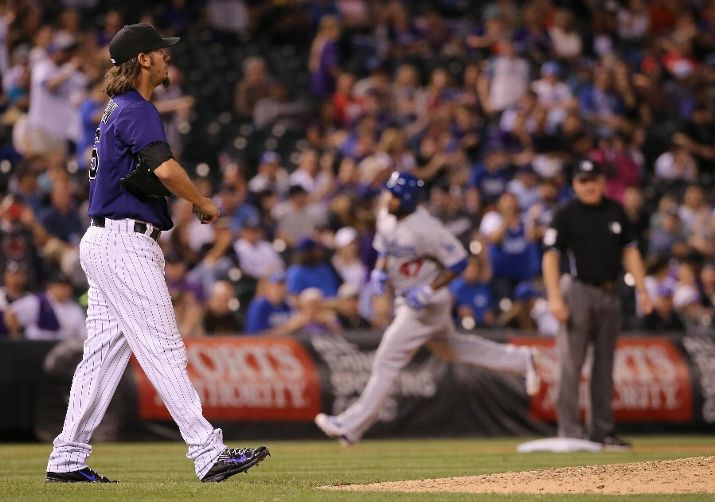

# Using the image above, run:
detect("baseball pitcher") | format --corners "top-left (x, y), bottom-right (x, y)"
top-left (46, 24), bottom-right (269, 483)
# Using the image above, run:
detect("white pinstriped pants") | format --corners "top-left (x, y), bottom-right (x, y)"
top-left (47, 222), bottom-right (225, 479)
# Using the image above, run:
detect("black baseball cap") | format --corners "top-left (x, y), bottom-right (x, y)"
top-left (109, 24), bottom-right (179, 65)
top-left (47, 269), bottom-right (72, 285)
top-left (573, 159), bottom-right (603, 179)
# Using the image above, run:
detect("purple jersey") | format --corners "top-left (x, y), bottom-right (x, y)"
top-left (88, 90), bottom-right (173, 230)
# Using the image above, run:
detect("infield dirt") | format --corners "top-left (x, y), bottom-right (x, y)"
top-left (326, 456), bottom-right (715, 495)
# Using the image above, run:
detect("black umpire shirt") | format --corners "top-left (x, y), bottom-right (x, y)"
top-left (544, 197), bottom-right (636, 285)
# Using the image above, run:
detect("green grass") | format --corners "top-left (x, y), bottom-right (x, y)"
top-left (1, 436), bottom-right (714, 501)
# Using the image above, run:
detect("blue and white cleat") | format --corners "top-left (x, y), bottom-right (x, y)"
top-left (314, 413), bottom-right (356, 446)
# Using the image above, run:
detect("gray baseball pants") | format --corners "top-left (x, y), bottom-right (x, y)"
top-left (336, 288), bottom-right (530, 440)
top-left (557, 279), bottom-right (621, 441)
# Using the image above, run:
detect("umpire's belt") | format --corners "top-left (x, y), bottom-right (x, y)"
top-left (575, 278), bottom-right (617, 294)
top-left (91, 216), bottom-right (161, 242)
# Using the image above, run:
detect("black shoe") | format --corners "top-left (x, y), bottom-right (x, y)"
top-left (597, 434), bottom-right (632, 451)
top-left (201, 446), bottom-right (270, 483)
top-left (46, 467), bottom-right (116, 483)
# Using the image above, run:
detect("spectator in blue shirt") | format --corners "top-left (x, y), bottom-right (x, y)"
top-left (216, 182), bottom-right (260, 234)
top-left (244, 272), bottom-right (292, 334)
top-left (450, 253), bottom-right (495, 329)
top-left (11, 168), bottom-right (44, 215)
top-left (468, 147), bottom-right (511, 203)
top-left (577, 70), bottom-right (625, 137)
top-left (480, 192), bottom-right (540, 300)
top-left (38, 178), bottom-right (83, 245)
top-left (76, 80), bottom-right (108, 170)
top-left (285, 237), bottom-right (341, 299)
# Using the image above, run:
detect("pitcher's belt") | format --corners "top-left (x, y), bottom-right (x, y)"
top-left (90, 216), bottom-right (161, 242)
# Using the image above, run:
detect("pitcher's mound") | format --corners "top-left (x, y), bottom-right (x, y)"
top-left (325, 456), bottom-right (714, 495)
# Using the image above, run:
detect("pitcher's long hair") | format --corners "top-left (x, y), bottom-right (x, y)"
top-left (103, 58), bottom-right (141, 97)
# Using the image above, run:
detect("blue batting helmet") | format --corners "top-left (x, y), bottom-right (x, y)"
top-left (385, 171), bottom-right (424, 213)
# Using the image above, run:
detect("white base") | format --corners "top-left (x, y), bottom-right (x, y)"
top-left (517, 437), bottom-right (603, 453)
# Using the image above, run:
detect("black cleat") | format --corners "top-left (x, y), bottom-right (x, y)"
top-left (201, 446), bottom-right (270, 482)
top-left (46, 467), bottom-right (116, 483)
top-left (596, 433), bottom-right (632, 451)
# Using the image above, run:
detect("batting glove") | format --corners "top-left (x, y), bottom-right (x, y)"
top-left (370, 269), bottom-right (389, 296)
top-left (405, 285), bottom-right (434, 310)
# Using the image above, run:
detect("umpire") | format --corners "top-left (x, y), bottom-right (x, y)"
top-left (542, 159), bottom-right (652, 449)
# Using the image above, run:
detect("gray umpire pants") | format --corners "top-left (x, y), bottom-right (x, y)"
top-left (557, 279), bottom-right (621, 441)
top-left (337, 288), bottom-right (530, 440)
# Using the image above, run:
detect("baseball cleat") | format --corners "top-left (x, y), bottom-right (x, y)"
top-left (314, 413), bottom-right (355, 446)
top-left (525, 348), bottom-right (541, 396)
top-left (46, 467), bottom-right (117, 483)
top-left (201, 446), bottom-right (270, 482)
top-left (597, 434), bottom-right (632, 451)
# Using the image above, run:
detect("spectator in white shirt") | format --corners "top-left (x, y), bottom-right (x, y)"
top-left (26, 33), bottom-right (87, 155)
top-left (654, 144), bottom-right (698, 182)
top-left (272, 184), bottom-right (327, 246)
top-left (679, 185), bottom-right (710, 235)
top-left (507, 166), bottom-right (539, 211)
top-left (4, 271), bottom-right (86, 341)
top-left (289, 148), bottom-right (320, 193)
top-left (617, 0), bottom-right (650, 43)
top-left (233, 217), bottom-right (284, 280)
top-left (331, 226), bottom-right (366, 290)
top-left (248, 151), bottom-right (290, 199)
top-left (549, 9), bottom-right (582, 59)
top-left (478, 38), bottom-right (530, 114)
top-left (289, 148), bottom-right (334, 200)
top-left (28, 26), bottom-right (53, 68)
top-left (531, 61), bottom-right (573, 130)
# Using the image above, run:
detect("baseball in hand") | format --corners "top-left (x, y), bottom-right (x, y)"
top-left (192, 205), bottom-right (212, 224)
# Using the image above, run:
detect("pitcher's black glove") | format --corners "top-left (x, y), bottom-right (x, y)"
top-left (120, 159), bottom-right (172, 200)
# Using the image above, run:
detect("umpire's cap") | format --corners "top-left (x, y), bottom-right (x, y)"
top-left (573, 159), bottom-right (603, 179)
top-left (109, 24), bottom-right (179, 65)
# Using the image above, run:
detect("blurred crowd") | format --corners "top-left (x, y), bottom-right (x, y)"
top-left (0, 0), bottom-right (714, 341)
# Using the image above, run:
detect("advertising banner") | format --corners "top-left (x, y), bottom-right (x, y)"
top-left (132, 337), bottom-right (322, 421)
top-left (511, 336), bottom-right (693, 423)
top-left (681, 335), bottom-right (715, 424)
top-left (20, 332), bottom-right (715, 442)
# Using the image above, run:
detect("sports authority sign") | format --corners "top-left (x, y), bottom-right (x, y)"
top-left (511, 336), bottom-right (693, 422)
top-left (132, 337), bottom-right (322, 421)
